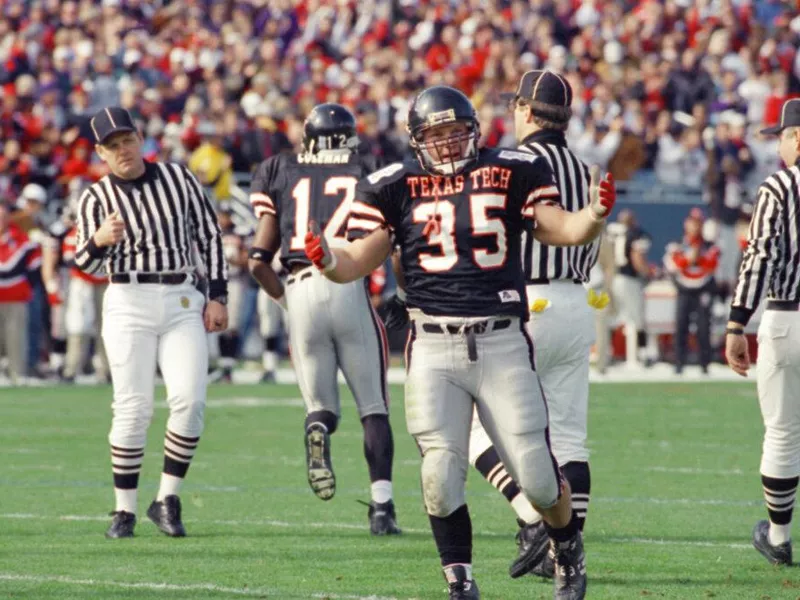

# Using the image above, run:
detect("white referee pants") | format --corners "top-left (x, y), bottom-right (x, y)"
top-left (468, 281), bottom-right (593, 466)
top-left (757, 309), bottom-right (800, 479)
top-left (102, 279), bottom-right (209, 449)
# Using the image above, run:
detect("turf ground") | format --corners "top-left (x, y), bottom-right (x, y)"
top-left (1, 380), bottom-right (799, 599)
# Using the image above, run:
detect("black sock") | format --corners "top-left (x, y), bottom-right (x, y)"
top-left (544, 512), bottom-right (579, 543)
top-left (265, 336), bottom-right (279, 352)
top-left (429, 504), bottom-right (472, 565)
top-left (636, 330), bottom-right (647, 348)
top-left (111, 445), bottom-right (144, 489)
top-left (305, 410), bottom-right (338, 435)
top-left (52, 337), bottom-right (67, 354)
top-left (474, 446), bottom-right (522, 503)
top-left (762, 474), bottom-right (799, 526)
top-left (562, 461), bottom-right (591, 530)
top-left (163, 430), bottom-right (199, 478)
top-left (219, 332), bottom-right (237, 360)
top-left (362, 414), bottom-right (393, 482)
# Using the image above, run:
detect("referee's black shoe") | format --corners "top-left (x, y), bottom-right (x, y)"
top-left (105, 511), bottom-right (135, 538)
top-left (509, 520), bottom-right (551, 578)
top-left (553, 531), bottom-right (587, 599)
top-left (147, 495), bottom-right (187, 537)
top-left (752, 520), bottom-right (792, 565)
top-left (305, 423), bottom-right (335, 500)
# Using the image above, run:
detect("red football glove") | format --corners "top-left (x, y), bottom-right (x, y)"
top-left (589, 166), bottom-right (616, 220)
top-left (47, 291), bottom-right (63, 306)
top-left (304, 221), bottom-right (336, 272)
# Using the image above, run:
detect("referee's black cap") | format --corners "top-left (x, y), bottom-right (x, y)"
top-left (501, 70), bottom-right (573, 108)
top-left (90, 107), bottom-right (137, 144)
top-left (761, 99), bottom-right (800, 135)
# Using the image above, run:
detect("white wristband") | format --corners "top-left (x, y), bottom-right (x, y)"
top-left (322, 250), bottom-right (338, 273)
top-left (396, 287), bottom-right (407, 302)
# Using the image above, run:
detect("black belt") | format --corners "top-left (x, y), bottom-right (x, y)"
top-left (766, 300), bottom-right (800, 311)
top-left (420, 318), bottom-right (512, 335)
top-left (288, 262), bottom-right (312, 275)
top-left (111, 273), bottom-right (193, 285)
top-left (527, 278), bottom-right (582, 285)
top-left (286, 268), bottom-right (313, 286)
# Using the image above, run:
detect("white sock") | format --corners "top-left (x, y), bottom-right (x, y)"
top-left (262, 350), bottom-right (277, 372)
top-left (371, 480), bottom-right (393, 504)
top-left (114, 488), bottom-right (137, 514)
top-left (769, 522), bottom-right (792, 546)
top-left (157, 474), bottom-right (183, 502)
top-left (511, 494), bottom-right (542, 525)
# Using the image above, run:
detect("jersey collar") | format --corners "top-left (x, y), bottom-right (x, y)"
top-left (519, 129), bottom-right (568, 148)
top-left (109, 160), bottom-right (157, 192)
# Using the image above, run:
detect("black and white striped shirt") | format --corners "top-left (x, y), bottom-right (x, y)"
top-left (74, 161), bottom-right (228, 297)
top-left (730, 162), bottom-right (800, 325)
top-left (518, 129), bottom-right (599, 283)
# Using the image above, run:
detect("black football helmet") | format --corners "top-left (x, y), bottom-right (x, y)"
top-left (407, 86), bottom-right (480, 176)
top-left (302, 103), bottom-right (359, 153)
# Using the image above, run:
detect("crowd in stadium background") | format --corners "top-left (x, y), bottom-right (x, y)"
top-left (1, 0), bottom-right (799, 383)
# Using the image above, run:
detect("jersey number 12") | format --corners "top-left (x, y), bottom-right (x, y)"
top-left (289, 176), bottom-right (358, 250)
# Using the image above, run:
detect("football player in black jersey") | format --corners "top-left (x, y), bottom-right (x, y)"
top-left (247, 103), bottom-right (400, 535)
top-left (305, 86), bottom-right (616, 600)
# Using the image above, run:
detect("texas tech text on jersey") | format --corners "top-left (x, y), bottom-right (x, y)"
top-left (347, 148), bottom-right (560, 318)
top-left (249, 152), bottom-right (380, 267)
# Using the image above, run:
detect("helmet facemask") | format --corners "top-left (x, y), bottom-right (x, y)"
top-left (410, 120), bottom-right (479, 176)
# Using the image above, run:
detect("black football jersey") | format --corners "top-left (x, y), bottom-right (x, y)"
top-left (249, 152), bottom-right (380, 268)
top-left (607, 222), bottom-right (651, 278)
top-left (347, 148), bottom-right (561, 318)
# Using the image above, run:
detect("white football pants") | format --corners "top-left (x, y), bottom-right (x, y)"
top-left (758, 308), bottom-right (800, 479)
top-left (102, 279), bottom-right (209, 448)
top-left (469, 281), bottom-right (593, 467)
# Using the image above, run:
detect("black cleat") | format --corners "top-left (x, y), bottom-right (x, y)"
top-left (752, 519), bottom-right (792, 565)
top-left (552, 532), bottom-right (587, 599)
top-left (147, 495), bottom-right (187, 537)
top-left (260, 370), bottom-right (276, 384)
top-left (363, 500), bottom-right (402, 535)
top-left (531, 546), bottom-right (555, 579)
top-left (305, 423), bottom-right (335, 500)
top-left (509, 520), bottom-right (551, 578)
top-left (443, 565), bottom-right (479, 599)
top-left (105, 511), bottom-right (136, 538)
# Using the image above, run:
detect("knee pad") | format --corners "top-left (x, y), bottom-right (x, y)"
top-left (515, 445), bottom-right (560, 510)
top-left (109, 394), bottom-right (154, 448)
top-left (420, 447), bottom-right (467, 517)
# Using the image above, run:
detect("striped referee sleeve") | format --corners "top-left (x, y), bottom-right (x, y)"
top-left (183, 167), bottom-right (228, 298)
top-left (74, 187), bottom-right (109, 274)
top-left (730, 185), bottom-right (784, 325)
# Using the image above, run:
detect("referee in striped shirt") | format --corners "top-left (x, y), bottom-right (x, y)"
top-left (726, 99), bottom-right (800, 566)
top-left (75, 106), bottom-right (228, 539)
top-left (467, 70), bottom-right (605, 579)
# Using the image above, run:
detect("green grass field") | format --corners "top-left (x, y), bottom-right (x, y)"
top-left (1, 381), bottom-right (799, 599)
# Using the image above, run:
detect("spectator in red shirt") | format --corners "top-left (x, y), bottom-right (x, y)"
top-left (0, 202), bottom-right (42, 385)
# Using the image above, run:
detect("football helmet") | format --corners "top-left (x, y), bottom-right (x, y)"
top-left (407, 86), bottom-right (480, 176)
top-left (302, 103), bottom-right (359, 153)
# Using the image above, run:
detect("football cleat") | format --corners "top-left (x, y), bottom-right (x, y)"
top-left (147, 495), bottom-right (187, 537)
top-left (443, 565), bottom-right (480, 599)
top-left (552, 531), bottom-right (587, 599)
top-left (752, 519), bottom-right (792, 565)
top-left (305, 423), bottom-right (335, 500)
top-left (360, 500), bottom-right (402, 536)
top-left (531, 546), bottom-right (555, 579)
top-left (509, 519), bottom-right (551, 578)
top-left (105, 510), bottom-right (136, 538)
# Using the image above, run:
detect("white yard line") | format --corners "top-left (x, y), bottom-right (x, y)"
top-left (647, 466), bottom-right (746, 476)
top-left (0, 513), bottom-right (755, 549)
top-left (0, 573), bottom-right (400, 600)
